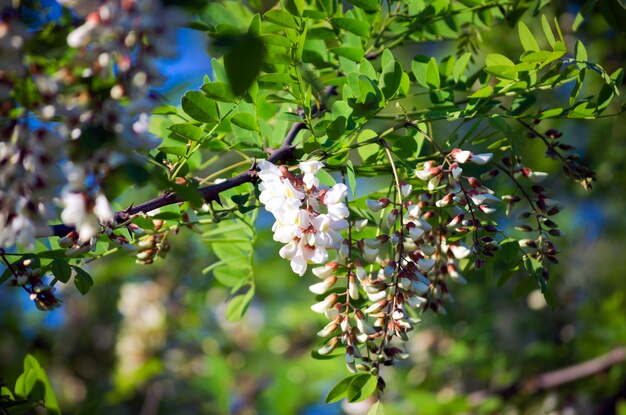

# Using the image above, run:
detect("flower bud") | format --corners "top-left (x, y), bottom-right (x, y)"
top-left (450, 148), bottom-right (471, 164)
top-left (312, 262), bottom-right (337, 279)
top-left (318, 337), bottom-right (339, 355)
top-left (309, 276), bottom-right (338, 295)
top-left (311, 293), bottom-right (338, 313)
top-left (354, 219), bottom-right (368, 232)
top-left (348, 276), bottom-right (360, 300)
top-left (317, 317), bottom-right (340, 337)
top-left (386, 209), bottom-right (398, 228)
top-left (400, 182), bottom-right (413, 197)
top-left (364, 299), bottom-right (388, 314)
top-left (417, 258), bottom-right (435, 272)
top-left (470, 153), bottom-right (493, 165)
top-left (355, 309), bottom-right (376, 334)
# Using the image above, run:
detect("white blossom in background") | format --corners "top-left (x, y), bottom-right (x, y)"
top-left (0, 126), bottom-right (65, 248)
top-left (0, 1), bottom-right (186, 248)
top-left (258, 161), bottom-right (349, 276)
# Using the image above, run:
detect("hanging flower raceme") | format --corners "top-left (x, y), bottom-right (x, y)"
top-left (258, 160), bottom-right (349, 276)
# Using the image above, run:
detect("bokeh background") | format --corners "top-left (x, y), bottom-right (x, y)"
top-left (1, 1), bottom-right (625, 414)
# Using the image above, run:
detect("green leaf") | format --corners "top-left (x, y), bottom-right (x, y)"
top-left (16, 355), bottom-right (60, 415)
top-left (470, 85), bottom-right (493, 98)
top-left (523, 256), bottom-right (549, 292)
top-left (326, 376), bottom-right (356, 403)
top-left (381, 49), bottom-right (394, 70)
top-left (158, 146), bottom-right (187, 157)
top-left (226, 285), bottom-right (255, 321)
top-left (331, 47), bottom-right (364, 63)
top-left (202, 82), bottom-right (236, 103)
top-left (346, 160), bottom-right (356, 199)
top-left (575, 40), bottom-right (588, 63)
top-left (282, 0), bottom-right (304, 16)
top-left (73, 266), bottom-right (94, 295)
top-left (181, 91), bottom-right (219, 123)
top-left (213, 263), bottom-right (249, 286)
top-left (426, 57), bottom-right (440, 89)
top-left (14, 368), bottom-right (38, 398)
top-left (346, 0), bottom-right (381, 12)
top-left (347, 374), bottom-right (377, 403)
top-left (151, 211), bottom-right (182, 220)
top-left (326, 116), bottom-right (346, 140)
top-left (231, 113), bottom-right (258, 131)
top-left (514, 275), bottom-right (537, 297)
top-left (367, 401), bottom-right (386, 415)
top-left (261, 34), bottom-right (292, 48)
top-left (168, 123), bottom-right (205, 142)
top-left (499, 239), bottom-right (521, 266)
top-left (224, 34), bottom-right (266, 96)
top-left (331, 18), bottom-right (371, 37)
top-left (264, 9), bottom-right (299, 29)
top-left (541, 15), bottom-right (556, 47)
top-left (317, 168), bottom-right (336, 186)
top-left (359, 58), bottom-right (376, 80)
top-left (257, 73), bottom-right (295, 85)
top-left (152, 104), bottom-right (179, 116)
top-left (412, 55), bottom-right (429, 88)
top-left (553, 16), bottom-right (565, 43)
top-left (379, 61), bottom-right (403, 99)
top-left (573, 0), bottom-right (597, 31)
top-left (452, 52), bottom-right (471, 82)
top-left (486, 53), bottom-right (515, 67)
top-left (50, 259), bottom-right (72, 283)
top-left (518, 21), bottom-right (540, 51)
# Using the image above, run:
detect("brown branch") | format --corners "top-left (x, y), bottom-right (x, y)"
top-left (48, 121), bottom-right (306, 237)
top-left (468, 347), bottom-right (626, 406)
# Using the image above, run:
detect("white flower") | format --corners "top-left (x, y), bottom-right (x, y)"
top-left (311, 293), bottom-right (338, 313)
top-left (280, 238), bottom-right (329, 276)
top-left (354, 219), bottom-right (368, 232)
top-left (67, 16), bottom-right (99, 48)
top-left (449, 243), bottom-right (471, 259)
top-left (355, 311), bottom-right (376, 334)
top-left (417, 258), bottom-right (436, 272)
top-left (259, 177), bottom-right (304, 213)
top-left (528, 171), bottom-right (548, 183)
top-left (409, 226), bottom-right (425, 241)
top-left (317, 337), bottom-right (339, 355)
top-left (299, 160), bottom-right (324, 189)
top-left (447, 263), bottom-right (468, 285)
top-left (309, 276), bottom-right (337, 294)
top-left (412, 279), bottom-right (430, 294)
top-left (451, 149), bottom-right (471, 164)
top-left (407, 204), bottom-right (421, 219)
top-left (362, 245), bottom-right (379, 262)
top-left (451, 164), bottom-right (463, 179)
top-left (94, 193), bottom-right (114, 221)
top-left (407, 296), bottom-right (427, 308)
top-left (317, 319), bottom-right (339, 337)
top-left (272, 208), bottom-right (307, 243)
top-left (312, 263), bottom-right (336, 279)
top-left (401, 183), bottom-right (412, 197)
top-left (415, 168), bottom-right (433, 181)
top-left (61, 192), bottom-right (113, 243)
top-left (366, 199), bottom-right (384, 212)
top-left (470, 153), bottom-right (493, 165)
top-left (470, 193), bottom-right (500, 205)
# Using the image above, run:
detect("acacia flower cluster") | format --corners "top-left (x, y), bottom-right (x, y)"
top-left (258, 160), bottom-right (349, 276)
top-left (0, 1), bottom-right (185, 249)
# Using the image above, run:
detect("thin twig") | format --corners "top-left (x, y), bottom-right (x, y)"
top-left (468, 347), bottom-right (626, 405)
